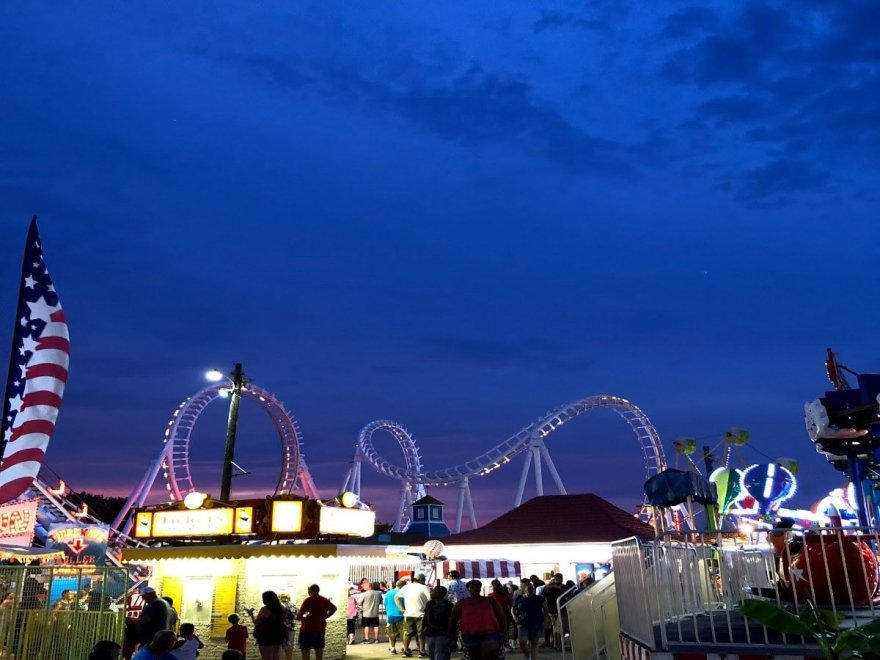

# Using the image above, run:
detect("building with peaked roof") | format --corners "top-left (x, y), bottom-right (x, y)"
top-left (404, 494), bottom-right (451, 537)
top-left (434, 493), bottom-right (654, 582)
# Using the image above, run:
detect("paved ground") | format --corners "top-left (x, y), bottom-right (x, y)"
top-left (345, 639), bottom-right (565, 659)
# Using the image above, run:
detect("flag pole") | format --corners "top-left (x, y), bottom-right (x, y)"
top-left (0, 217), bottom-right (40, 461)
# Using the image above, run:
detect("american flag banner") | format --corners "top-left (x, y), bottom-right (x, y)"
top-left (0, 218), bottom-right (69, 503)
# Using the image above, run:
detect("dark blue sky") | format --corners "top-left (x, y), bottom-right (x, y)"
top-left (1, 2), bottom-right (878, 525)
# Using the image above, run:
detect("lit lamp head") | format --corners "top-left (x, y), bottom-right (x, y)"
top-left (183, 492), bottom-right (208, 510)
top-left (340, 491), bottom-right (360, 509)
top-left (205, 369), bottom-right (225, 382)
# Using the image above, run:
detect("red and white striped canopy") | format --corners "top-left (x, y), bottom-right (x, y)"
top-left (440, 559), bottom-right (521, 579)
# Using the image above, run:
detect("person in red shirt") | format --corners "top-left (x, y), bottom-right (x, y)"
top-left (296, 585), bottom-right (337, 660)
top-left (226, 613), bottom-right (249, 658)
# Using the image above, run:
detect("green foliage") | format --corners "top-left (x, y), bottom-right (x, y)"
top-left (741, 599), bottom-right (880, 660)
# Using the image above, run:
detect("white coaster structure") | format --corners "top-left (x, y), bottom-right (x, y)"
top-left (341, 395), bottom-right (667, 532)
top-left (112, 382), bottom-right (319, 538)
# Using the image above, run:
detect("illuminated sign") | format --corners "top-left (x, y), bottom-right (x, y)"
top-left (132, 497), bottom-right (376, 540)
top-left (144, 508), bottom-right (235, 538)
top-left (235, 507), bottom-right (253, 534)
top-left (270, 501), bottom-right (303, 533)
top-left (318, 506), bottom-right (376, 537)
top-left (0, 499), bottom-right (37, 541)
top-left (48, 524), bottom-right (109, 556)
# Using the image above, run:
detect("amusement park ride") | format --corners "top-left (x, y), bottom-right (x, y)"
top-left (0, 346), bottom-right (877, 572)
top-left (9, 348), bottom-right (880, 563)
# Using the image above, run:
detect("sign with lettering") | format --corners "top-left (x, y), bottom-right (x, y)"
top-left (48, 524), bottom-right (109, 557)
top-left (318, 506), bottom-right (376, 537)
top-left (0, 499), bottom-right (38, 545)
top-left (146, 508), bottom-right (235, 538)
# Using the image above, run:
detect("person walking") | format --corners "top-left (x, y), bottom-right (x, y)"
top-left (279, 593), bottom-right (297, 660)
top-left (253, 591), bottom-right (289, 660)
top-left (136, 588), bottom-right (170, 649)
top-left (487, 581), bottom-right (514, 649)
top-left (346, 588), bottom-right (359, 645)
top-left (394, 575), bottom-right (431, 658)
top-left (355, 581), bottom-right (383, 643)
top-left (422, 586), bottom-right (453, 660)
top-left (225, 614), bottom-right (248, 659)
top-left (296, 584), bottom-right (337, 660)
top-left (445, 571), bottom-right (469, 604)
top-left (384, 580), bottom-right (405, 654)
top-left (512, 582), bottom-right (548, 660)
top-left (448, 580), bottom-right (507, 660)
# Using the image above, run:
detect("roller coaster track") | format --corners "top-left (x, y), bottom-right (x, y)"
top-left (343, 395), bottom-right (666, 532)
top-left (112, 382), bottom-right (319, 538)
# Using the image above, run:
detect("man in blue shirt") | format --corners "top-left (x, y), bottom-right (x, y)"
top-left (384, 580), bottom-right (405, 654)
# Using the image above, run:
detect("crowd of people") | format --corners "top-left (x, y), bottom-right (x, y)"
top-left (342, 570), bottom-right (589, 660)
top-left (102, 583), bottom-right (337, 660)
top-left (86, 569), bottom-right (593, 660)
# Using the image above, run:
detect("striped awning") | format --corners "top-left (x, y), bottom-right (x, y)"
top-left (440, 559), bottom-right (521, 579)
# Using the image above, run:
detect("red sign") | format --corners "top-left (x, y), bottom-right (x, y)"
top-left (0, 499), bottom-right (38, 545)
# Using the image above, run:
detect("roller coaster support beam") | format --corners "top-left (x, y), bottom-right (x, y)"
top-left (465, 478), bottom-right (477, 530)
top-left (112, 448), bottom-right (170, 536)
top-left (514, 448), bottom-right (534, 507)
top-left (341, 454), bottom-right (363, 499)
top-left (540, 443), bottom-right (567, 496)
top-left (452, 477), bottom-right (476, 533)
top-left (455, 478), bottom-right (466, 533)
top-left (395, 481), bottom-right (410, 532)
top-left (533, 443), bottom-right (544, 496)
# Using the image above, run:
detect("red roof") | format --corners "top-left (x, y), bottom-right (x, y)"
top-left (441, 494), bottom-right (655, 545)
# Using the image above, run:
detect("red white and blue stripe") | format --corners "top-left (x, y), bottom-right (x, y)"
top-left (0, 218), bottom-right (69, 502)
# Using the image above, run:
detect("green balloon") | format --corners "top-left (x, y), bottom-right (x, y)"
top-left (710, 468), bottom-right (742, 514)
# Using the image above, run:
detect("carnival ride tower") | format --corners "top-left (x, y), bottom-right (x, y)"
top-left (805, 349), bottom-right (880, 527)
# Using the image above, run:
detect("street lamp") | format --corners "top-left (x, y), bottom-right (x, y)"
top-left (208, 363), bottom-right (246, 502)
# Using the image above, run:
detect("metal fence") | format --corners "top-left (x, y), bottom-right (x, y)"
top-left (560, 574), bottom-right (619, 660)
top-left (0, 564), bottom-right (127, 659)
top-left (612, 526), bottom-right (880, 653)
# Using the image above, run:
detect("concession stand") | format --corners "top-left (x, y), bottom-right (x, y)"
top-left (123, 494), bottom-right (418, 660)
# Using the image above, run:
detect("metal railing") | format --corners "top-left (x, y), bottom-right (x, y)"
top-left (560, 574), bottom-right (619, 660)
top-left (613, 526), bottom-right (880, 653)
top-left (0, 565), bottom-right (127, 659)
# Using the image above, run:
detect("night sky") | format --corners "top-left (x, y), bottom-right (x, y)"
top-left (1, 2), bottom-right (878, 526)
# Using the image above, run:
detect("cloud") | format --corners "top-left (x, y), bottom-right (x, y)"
top-left (192, 30), bottom-right (635, 179)
top-left (659, 1), bottom-right (879, 202)
top-left (737, 159), bottom-right (829, 201)
top-left (532, 11), bottom-right (602, 34)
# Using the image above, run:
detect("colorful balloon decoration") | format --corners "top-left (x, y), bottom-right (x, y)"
top-left (422, 540), bottom-right (445, 559)
top-left (741, 463), bottom-right (797, 514)
top-left (709, 467), bottom-right (743, 514)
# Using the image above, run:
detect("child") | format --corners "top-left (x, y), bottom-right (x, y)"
top-left (171, 623), bottom-right (204, 660)
top-left (225, 613), bottom-right (249, 658)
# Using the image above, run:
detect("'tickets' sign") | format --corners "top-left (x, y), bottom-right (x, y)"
top-left (0, 499), bottom-right (38, 545)
top-left (147, 508), bottom-right (236, 538)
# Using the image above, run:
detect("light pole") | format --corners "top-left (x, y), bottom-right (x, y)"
top-left (214, 363), bottom-right (245, 502)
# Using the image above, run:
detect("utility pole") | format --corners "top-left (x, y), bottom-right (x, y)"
top-left (220, 363), bottom-right (244, 502)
